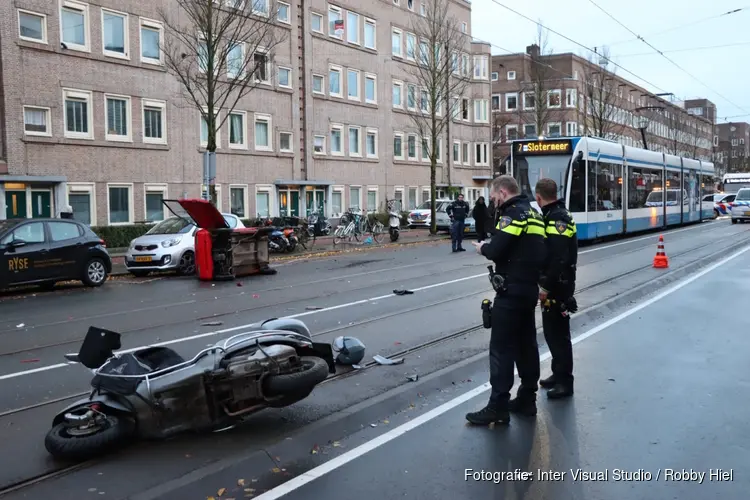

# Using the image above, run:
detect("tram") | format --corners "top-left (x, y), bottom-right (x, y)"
top-left (721, 173), bottom-right (750, 194)
top-left (508, 136), bottom-right (717, 241)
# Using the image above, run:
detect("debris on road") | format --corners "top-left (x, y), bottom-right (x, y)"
top-left (311, 444), bottom-right (320, 454)
top-left (373, 354), bottom-right (404, 365)
top-left (406, 374), bottom-right (419, 382)
top-left (20, 359), bottom-right (40, 363)
top-left (392, 289), bottom-right (414, 295)
top-left (16, 323), bottom-right (24, 328)
top-left (352, 364), bottom-right (363, 369)
top-left (201, 321), bottom-right (223, 326)
top-left (305, 306), bottom-right (323, 310)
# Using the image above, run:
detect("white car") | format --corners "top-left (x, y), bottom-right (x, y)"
top-left (124, 213), bottom-right (244, 276)
top-left (730, 188), bottom-right (750, 224)
top-left (407, 200), bottom-right (453, 231)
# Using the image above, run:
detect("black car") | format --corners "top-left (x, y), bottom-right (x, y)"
top-left (0, 218), bottom-right (112, 290)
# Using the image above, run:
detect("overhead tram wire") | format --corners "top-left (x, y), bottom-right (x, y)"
top-left (617, 41), bottom-right (750, 58)
top-left (586, 0), bottom-right (750, 116)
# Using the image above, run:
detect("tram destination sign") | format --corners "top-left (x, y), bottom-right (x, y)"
top-left (725, 177), bottom-right (750, 183)
top-left (515, 139), bottom-right (572, 156)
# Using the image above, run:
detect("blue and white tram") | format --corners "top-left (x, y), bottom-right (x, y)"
top-left (509, 136), bottom-right (717, 241)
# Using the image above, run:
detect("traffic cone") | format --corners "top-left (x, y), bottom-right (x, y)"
top-left (653, 235), bottom-right (669, 269)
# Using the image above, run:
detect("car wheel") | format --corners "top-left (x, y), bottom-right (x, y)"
top-left (732, 218), bottom-right (738, 224)
top-left (178, 251), bottom-right (196, 275)
top-left (714, 209), bottom-right (719, 219)
top-left (83, 258), bottom-right (108, 287)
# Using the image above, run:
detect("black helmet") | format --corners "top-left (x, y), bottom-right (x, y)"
top-left (332, 336), bottom-right (366, 365)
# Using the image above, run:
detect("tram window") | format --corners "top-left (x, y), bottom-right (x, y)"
top-left (587, 160), bottom-right (623, 211)
top-left (628, 167), bottom-right (663, 209)
top-left (568, 159), bottom-right (585, 212)
top-left (666, 171), bottom-right (681, 205)
top-left (702, 175), bottom-right (716, 200)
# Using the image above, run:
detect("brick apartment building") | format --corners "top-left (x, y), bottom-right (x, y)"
top-left (714, 122), bottom-right (750, 176)
top-left (0, 0), bottom-right (491, 225)
top-left (490, 45), bottom-right (714, 174)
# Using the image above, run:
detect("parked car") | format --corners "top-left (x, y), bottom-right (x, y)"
top-left (730, 188), bottom-right (750, 224)
top-left (125, 213), bottom-right (244, 277)
top-left (407, 200), bottom-right (453, 231)
top-left (0, 218), bottom-right (111, 290)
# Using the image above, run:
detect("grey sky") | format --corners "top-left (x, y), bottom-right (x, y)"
top-left (471, 0), bottom-right (750, 122)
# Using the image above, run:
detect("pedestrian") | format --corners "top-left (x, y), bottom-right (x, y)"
top-left (466, 175), bottom-right (547, 426)
top-left (535, 178), bottom-right (578, 399)
top-left (446, 193), bottom-right (470, 253)
top-left (473, 196), bottom-right (488, 242)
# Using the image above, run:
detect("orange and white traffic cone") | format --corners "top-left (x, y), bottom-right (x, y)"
top-left (653, 235), bottom-right (669, 269)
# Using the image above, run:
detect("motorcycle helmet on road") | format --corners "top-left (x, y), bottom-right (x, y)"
top-left (332, 336), bottom-right (366, 365)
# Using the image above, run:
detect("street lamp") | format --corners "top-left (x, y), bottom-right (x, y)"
top-left (634, 105), bottom-right (665, 150)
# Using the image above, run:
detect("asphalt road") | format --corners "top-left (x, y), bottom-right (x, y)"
top-left (0, 219), bottom-right (747, 498)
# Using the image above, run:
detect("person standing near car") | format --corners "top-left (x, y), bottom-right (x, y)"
top-left (473, 197), bottom-right (488, 242)
top-left (446, 194), bottom-right (471, 252)
top-left (535, 178), bottom-right (578, 399)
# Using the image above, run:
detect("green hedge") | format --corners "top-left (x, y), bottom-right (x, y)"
top-left (92, 224), bottom-right (153, 248)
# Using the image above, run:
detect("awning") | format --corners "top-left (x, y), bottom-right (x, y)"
top-left (273, 179), bottom-right (333, 186)
top-left (436, 183), bottom-right (464, 187)
top-left (1, 175), bottom-right (67, 183)
top-left (472, 176), bottom-right (492, 181)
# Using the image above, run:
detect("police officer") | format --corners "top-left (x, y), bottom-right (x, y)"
top-left (535, 178), bottom-right (578, 399)
top-left (467, 175), bottom-right (547, 425)
top-left (446, 194), bottom-right (470, 252)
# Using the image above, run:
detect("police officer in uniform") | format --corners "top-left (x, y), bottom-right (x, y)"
top-left (535, 178), bottom-right (578, 399)
top-left (467, 175), bottom-right (547, 425)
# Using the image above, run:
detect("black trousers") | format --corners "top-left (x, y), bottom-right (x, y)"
top-left (542, 301), bottom-right (574, 387)
top-left (488, 295), bottom-right (540, 409)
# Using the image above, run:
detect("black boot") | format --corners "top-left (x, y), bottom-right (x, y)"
top-left (539, 375), bottom-right (556, 389)
top-left (465, 405), bottom-right (510, 426)
top-left (546, 384), bottom-right (574, 399)
top-left (508, 396), bottom-right (537, 417)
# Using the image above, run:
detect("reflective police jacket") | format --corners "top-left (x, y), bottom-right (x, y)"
top-left (480, 194), bottom-right (546, 297)
top-left (539, 199), bottom-right (578, 298)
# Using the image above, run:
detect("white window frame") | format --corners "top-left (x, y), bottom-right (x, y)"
top-left (405, 32), bottom-right (416, 62)
top-left (566, 88), bottom-right (577, 108)
top-left (363, 18), bottom-right (376, 50)
top-left (453, 140), bottom-right (461, 165)
top-left (547, 122), bottom-right (562, 137)
top-left (491, 71), bottom-right (498, 82)
top-left (279, 131), bottom-right (293, 153)
top-left (141, 99), bottom-right (167, 145)
top-left (364, 73), bottom-right (377, 104)
top-left (421, 136), bottom-right (430, 162)
top-left (253, 47), bottom-right (271, 84)
top-left (505, 92), bottom-right (518, 111)
top-left (226, 41), bottom-right (246, 79)
top-left (22, 106), bottom-right (52, 137)
top-left (547, 89), bottom-right (562, 108)
top-left (252, 0), bottom-right (270, 17)
top-left (407, 0), bottom-right (414, 12)
top-left (391, 27), bottom-right (403, 58)
top-left (348, 125), bottom-right (362, 158)
top-left (18, 9), bottom-right (48, 44)
top-left (366, 128), bottom-right (378, 159)
top-left (461, 97), bottom-right (470, 122)
top-left (566, 122), bottom-right (577, 136)
top-left (407, 84), bottom-right (417, 112)
top-left (350, 185), bottom-right (362, 211)
top-left (475, 142), bottom-right (489, 166)
top-left (392, 80), bottom-right (403, 109)
top-left (419, 1), bottom-right (426, 16)
top-left (523, 92), bottom-right (535, 110)
top-left (461, 22), bottom-right (467, 33)
top-left (277, 1), bottom-right (291, 24)
top-left (311, 12), bottom-right (323, 33)
top-left (347, 68), bottom-right (361, 102)
top-left (62, 88), bottom-right (94, 140)
top-left (60, 0), bottom-right (90, 53)
top-left (366, 186), bottom-right (378, 212)
top-left (473, 55), bottom-right (488, 80)
top-left (328, 5), bottom-right (343, 40)
top-left (312, 73), bottom-right (325, 95)
top-left (106, 183), bottom-right (134, 225)
top-left (199, 108), bottom-right (221, 148)
top-left (506, 124), bottom-right (518, 142)
top-left (346, 11), bottom-right (360, 45)
top-left (228, 110), bottom-right (248, 149)
top-left (139, 17), bottom-right (163, 65)
top-left (330, 123), bottom-right (344, 156)
top-left (67, 182), bottom-right (96, 226)
top-left (277, 65), bottom-right (292, 88)
top-left (331, 185), bottom-right (345, 217)
top-left (473, 99), bottom-right (488, 123)
top-left (253, 113), bottom-right (272, 151)
top-left (491, 94), bottom-right (501, 112)
top-left (462, 141), bottom-right (470, 164)
top-left (507, 70), bottom-right (516, 80)
top-left (228, 184), bottom-right (249, 219)
top-left (313, 134), bottom-right (326, 155)
top-left (407, 186), bottom-right (418, 210)
top-left (393, 131), bottom-right (404, 160)
top-left (329, 64), bottom-right (343, 98)
top-left (523, 123), bottom-right (537, 138)
top-left (143, 183), bottom-right (168, 222)
top-left (407, 133), bottom-right (418, 161)
top-left (436, 136), bottom-right (443, 163)
top-left (255, 184), bottom-right (274, 218)
top-left (101, 8), bottom-right (129, 59)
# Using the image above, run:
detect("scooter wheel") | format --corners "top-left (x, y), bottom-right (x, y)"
top-left (263, 356), bottom-right (329, 397)
top-left (45, 413), bottom-right (135, 461)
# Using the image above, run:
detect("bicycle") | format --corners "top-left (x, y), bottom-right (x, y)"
top-left (333, 207), bottom-right (384, 246)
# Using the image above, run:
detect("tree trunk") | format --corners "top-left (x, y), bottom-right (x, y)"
top-left (430, 163), bottom-right (437, 235)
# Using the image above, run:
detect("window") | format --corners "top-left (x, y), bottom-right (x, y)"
top-left (350, 187), bottom-right (361, 210)
top-left (346, 11), bottom-right (359, 44)
top-left (407, 134), bottom-right (417, 160)
top-left (462, 142), bottom-right (469, 164)
top-left (197, 39), bottom-right (209, 73)
top-left (548, 89), bottom-right (561, 108)
top-left (408, 187), bottom-right (417, 209)
top-left (506, 125), bottom-right (518, 142)
top-left (523, 93), bottom-right (535, 110)
top-left (311, 12), bottom-right (323, 32)
top-left (23, 106), bottom-right (51, 136)
top-left (139, 18), bottom-right (162, 64)
top-left (331, 124), bottom-right (343, 155)
top-left (229, 186), bottom-right (247, 218)
top-left (491, 95), bottom-right (500, 111)
top-left (329, 65), bottom-right (342, 97)
top-left (104, 95), bottom-right (130, 141)
top-left (473, 99), bottom-right (488, 123)
top-left (523, 124), bottom-right (536, 138)
top-left (255, 188), bottom-right (271, 217)
top-left (365, 74), bottom-right (376, 104)
top-left (278, 66), bottom-right (291, 88)
top-left (367, 189), bottom-right (377, 211)
top-left (68, 184), bottom-right (95, 225)
top-left (450, 97), bottom-right (459, 119)
top-left (566, 88), bottom-right (577, 108)
top-left (392, 80), bottom-right (403, 108)
top-left (491, 72), bottom-right (498, 81)
top-left (453, 141), bottom-right (460, 164)
top-left (473, 55), bottom-right (488, 80)
top-left (253, 50), bottom-right (269, 83)
top-left (588, 161), bottom-right (624, 212)
top-left (277, 2), bottom-right (290, 23)
top-left (279, 132), bottom-right (292, 152)
top-left (461, 98), bottom-right (469, 120)
top-left (393, 132), bottom-right (404, 160)
top-left (348, 126), bottom-right (361, 157)
top-left (328, 6), bottom-right (343, 39)
top-left (547, 122), bottom-right (561, 137)
top-left (227, 42), bottom-right (245, 78)
top-left (366, 129), bottom-right (378, 158)
top-left (142, 99), bottom-right (166, 144)
top-left (4, 222), bottom-right (45, 244)
top-left (229, 111), bottom-right (247, 148)
top-left (475, 143), bottom-right (489, 166)
top-left (347, 69), bottom-right (360, 101)
top-left (144, 184), bottom-right (167, 222)
top-left (420, 1), bottom-right (426, 15)
top-left (421, 137), bottom-right (429, 161)
top-left (407, 0), bottom-right (414, 11)
top-left (451, 52), bottom-right (459, 74)
top-left (563, 122), bottom-right (576, 137)
top-left (200, 109), bottom-right (220, 148)
top-left (421, 188), bottom-right (429, 204)
top-left (505, 93), bottom-right (518, 111)
top-left (313, 135), bottom-right (326, 154)
top-left (312, 74), bottom-right (324, 94)
top-left (254, 113), bottom-right (271, 151)
top-left (420, 89), bottom-right (428, 112)
top-left (407, 84), bottom-right (417, 110)
top-left (364, 18), bottom-right (376, 49)
top-left (63, 89), bottom-right (93, 139)
top-left (627, 166), bottom-right (662, 210)
top-left (18, 10), bottom-right (47, 43)
top-left (60, 1), bottom-right (89, 51)
top-left (406, 33), bottom-right (416, 61)
top-left (331, 188), bottom-right (343, 216)
top-left (392, 28), bottom-right (402, 57)
top-left (418, 39), bottom-right (429, 66)
top-left (102, 9), bottom-right (128, 58)
top-left (252, 0), bottom-right (269, 16)
top-left (108, 185), bottom-right (132, 224)
top-left (461, 22), bottom-right (467, 33)
top-left (507, 70), bottom-right (516, 80)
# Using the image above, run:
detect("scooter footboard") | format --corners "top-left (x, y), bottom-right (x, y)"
top-left (297, 342), bottom-right (336, 374)
top-left (52, 394), bottom-right (134, 426)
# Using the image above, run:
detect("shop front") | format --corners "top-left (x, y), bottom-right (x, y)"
top-left (0, 176), bottom-right (67, 221)
top-left (274, 180), bottom-right (332, 219)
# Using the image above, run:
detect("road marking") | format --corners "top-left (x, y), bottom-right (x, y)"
top-left (578, 220), bottom-right (718, 255)
top-left (251, 242), bottom-right (750, 500)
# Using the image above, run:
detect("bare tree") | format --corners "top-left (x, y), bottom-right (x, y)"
top-left (491, 111), bottom-right (514, 173)
top-left (521, 24), bottom-right (563, 137)
top-left (580, 47), bottom-right (626, 139)
top-left (159, 0), bottom-right (285, 204)
top-left (404, 0), bottom-right (471, 234)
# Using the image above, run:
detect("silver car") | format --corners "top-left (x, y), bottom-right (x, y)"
top-left (125, 213), bottom-right (244, 277)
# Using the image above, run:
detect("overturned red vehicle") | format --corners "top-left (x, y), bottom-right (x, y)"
top-left (164, 199), bottom-right (277, 281)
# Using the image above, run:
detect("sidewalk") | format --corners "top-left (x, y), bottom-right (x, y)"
top-left (108, 229), bottom-right (451, 276)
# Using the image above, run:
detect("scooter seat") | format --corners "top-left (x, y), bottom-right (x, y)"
top-left (133, 346), bottom-right (186, 371)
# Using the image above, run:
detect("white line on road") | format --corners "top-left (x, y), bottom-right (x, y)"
top-left (578, 219), bottom-right (718, 255)
top-left (251, 242), bottom-right (750, 500)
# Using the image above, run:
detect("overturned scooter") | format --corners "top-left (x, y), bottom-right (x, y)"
top-left (44, 319), bottom-right (336, 461)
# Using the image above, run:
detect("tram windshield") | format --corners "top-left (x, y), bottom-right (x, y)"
top-left (513, 155), bottom-right (569, 201)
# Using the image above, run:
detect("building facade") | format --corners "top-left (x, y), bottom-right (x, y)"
top-left (490, 46), bottom-right (714, 174)
top-left (714, 122), bottom-right (750, 176)
top-left (0, 0), bottom-right (491, 225)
